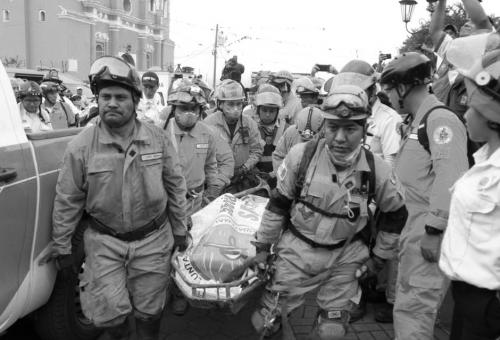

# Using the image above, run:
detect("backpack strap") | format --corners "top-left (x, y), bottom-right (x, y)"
top-left (417, 105), bottom-right (464, 154)
top-left (361, 147), bottom-right (376, 205)
top-left (294, 136), bottom-right (321, 199)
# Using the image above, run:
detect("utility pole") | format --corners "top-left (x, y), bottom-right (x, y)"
top-left (212, 24), bottom-right (219, 89)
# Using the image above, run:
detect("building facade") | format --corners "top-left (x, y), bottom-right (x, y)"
top-left (0, 0), bottom-right (174, 80)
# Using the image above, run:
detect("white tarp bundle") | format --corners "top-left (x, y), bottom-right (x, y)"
top-left (173, 193), bottom-right (269, 300)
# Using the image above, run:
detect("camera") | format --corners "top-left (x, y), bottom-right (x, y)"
top-left (379, 53), bottom-right (392, 62)
top-left (316, 64), bottom-right (331, 72)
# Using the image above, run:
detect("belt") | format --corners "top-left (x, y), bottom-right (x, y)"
top-left (287, 222), bottom-right (362, 250)
top-left (88, 209), bottom-right (168, 242)
top-left (186, 183), bottom-right (204, 199)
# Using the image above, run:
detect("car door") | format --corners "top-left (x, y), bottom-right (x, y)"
top-left (0, 65), bottom-right (37, 324)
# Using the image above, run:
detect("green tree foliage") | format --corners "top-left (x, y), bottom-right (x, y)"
top-left (400, 3), bottom-right (468, 53)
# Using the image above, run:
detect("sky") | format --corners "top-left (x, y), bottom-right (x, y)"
top-left (170, 0), bottom-right (500, 88)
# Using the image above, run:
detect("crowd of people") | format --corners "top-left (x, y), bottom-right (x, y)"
top-left (15, 0), bottom-right (498, 339)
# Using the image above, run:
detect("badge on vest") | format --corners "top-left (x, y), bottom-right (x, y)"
top-left (141, 152), bottom-right (163, 161)
top-left (196, 143), bottom-right (209, 149)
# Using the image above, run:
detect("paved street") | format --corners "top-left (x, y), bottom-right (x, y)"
top-left (1, 291), bottom-right (452, 340)
top-left (159, 291), bottom-right (451, 340)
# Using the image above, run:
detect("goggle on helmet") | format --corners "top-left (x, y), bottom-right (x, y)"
top-left (89, 56), bottom-right (142, 97)
top-left (168, 83), bottom-right (207, 106)
top-left (322, 85), bottom-right (369, 120)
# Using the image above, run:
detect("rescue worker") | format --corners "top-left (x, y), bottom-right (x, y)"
top-left (242, 83), bottom-right (259, 122)
top-left (294, 76), bottom-right (321, 110)
top-left (272, 106), bottom-right (324, 171)
top-left (39, 56), bottom-right (188, 340)
top-left (251, 85), bottom-right (408, 339)
top-left (18, 81), bottom-right (52, 133)
top-left (40, 81), bottom-right (77, 129)
top-left (269, 70), bottom-right (302, 125)
top-left (164, 81), bottom-right (221, 315)
top-left (204, 79), bottom-right (263, 193)
top-left (76, 86), bottom-right (91, 109)
top-left (439, 48), bottom-right (500, 340)
top-left (165, 81), bottom-right (220, 216)
top-left (42, 69), bottom-right (81, 118)
top-left (137, 71), bottom-right (165, 126)
top-left (335, 59), bottom-right (403, 322)
top-left (254, 84), bottom-right (286, 188)
top-left (380, 52), bottom-right (469, 340)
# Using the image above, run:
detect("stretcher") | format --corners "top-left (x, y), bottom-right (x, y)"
top-left (171, 181), bottom-right (270, 313)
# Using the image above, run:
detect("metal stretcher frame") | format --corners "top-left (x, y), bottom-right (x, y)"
top-left (171, 252), bottom-right (264, 312)
top-left (170, 180), bottom-right (271, 313)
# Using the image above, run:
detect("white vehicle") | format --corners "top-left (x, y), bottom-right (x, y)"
top-left (0, 62), bottom-right (99, 339)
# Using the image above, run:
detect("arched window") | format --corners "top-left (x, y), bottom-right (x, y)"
top-left (2, 9), bottom-right (10, 22)
top-left (39, 10), bottom-right (46, 22)
top-left (123, 0), bottom-right (131, 12)
top-left (96, 44), bottom-right (105, 59)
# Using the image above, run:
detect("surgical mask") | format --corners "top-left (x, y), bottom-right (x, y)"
top-left (175, 111), bottom-right (198, 129)
top-left (224, 108), bottom-right (241, 124)
top-left (327, 144), bottom-right (362, 169)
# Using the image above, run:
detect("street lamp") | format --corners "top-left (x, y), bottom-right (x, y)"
top-left (399, 0), bottom-right (418, 34)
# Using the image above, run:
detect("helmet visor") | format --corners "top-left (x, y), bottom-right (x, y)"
top-left (445, 32), bottom-right (491, 77)
top-left (89, 56), bottom-right (135, 87)
top-left (296, 85), bottom-right (318, 94)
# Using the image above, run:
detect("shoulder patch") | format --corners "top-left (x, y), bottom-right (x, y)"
top-left (277, 162), bottom-right (288, 182)
top-left (433, 126), bottom-right (453, 145)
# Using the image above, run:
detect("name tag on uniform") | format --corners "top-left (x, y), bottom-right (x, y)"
top-left (196, 143), bottom-right (209, 149)
top-left (141, 152), bottom-right (162, 161)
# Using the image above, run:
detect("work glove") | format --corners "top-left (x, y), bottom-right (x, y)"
top-left (174, 235), bottom-right (188, 252)
top-left (420, 233), bottom-right (442, 263)
top-left (39, 244), bottom-right (75, 271)
top-left (251, 242), bottom-right (272, 271)
top-left (355, 255), bottom-right (386, 282)
top-left (234, 165), bottom-right (249, 179)
top-left (204, 185), bottom-right (222, 203)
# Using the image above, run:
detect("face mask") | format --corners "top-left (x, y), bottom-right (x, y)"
top-left (327, 144), bottom-right (362, 168)
top-left (224, 108), bottom-right (240, 124)
top-left (175, 111), bottom-right (198, 129)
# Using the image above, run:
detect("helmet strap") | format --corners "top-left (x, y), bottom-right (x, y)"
top-left (396, 83), bottom-right (415, 110)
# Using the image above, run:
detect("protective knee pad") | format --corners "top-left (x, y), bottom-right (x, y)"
top-left (314, 309), bottom-right (350, 340)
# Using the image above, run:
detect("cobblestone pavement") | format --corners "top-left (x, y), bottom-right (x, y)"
top-left (159, 292), bottom-right (451, 340)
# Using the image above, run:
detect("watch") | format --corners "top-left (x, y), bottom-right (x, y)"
top-left (425, 225), bottom-right (443, 235)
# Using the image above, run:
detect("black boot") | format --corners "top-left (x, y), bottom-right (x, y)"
top-left (99, 323), bottom-right (130, 340)
top-left (135, 317), bottom-right (161, 340)
top-left (374, 302), bottom-right (394, 323)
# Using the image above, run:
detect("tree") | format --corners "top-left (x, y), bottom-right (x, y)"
top-left (400, 3), bottom-right (468, 54)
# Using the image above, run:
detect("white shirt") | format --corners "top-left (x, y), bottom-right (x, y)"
top-left (366, 99), bottom-right (402, 165)
top-left (439, 144), bottom-right (500, 290)
top-left (137, 93), bottom-right (165, 127)
top-left (18, 102), bottom-right (53, 133)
